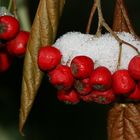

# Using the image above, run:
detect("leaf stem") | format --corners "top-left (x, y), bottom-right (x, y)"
top-left (8, 0), bottom-right (12, 12)
top-left (86, 1), bottom-right (97, 34)
top-left (117, 44), bottom-right (122, 69)
top-left (122, 40), bottom-right (140, 55)
top-left (96, 0), bottom-right (103, 36)
top-left (12, 0), bottom-right (18, 18)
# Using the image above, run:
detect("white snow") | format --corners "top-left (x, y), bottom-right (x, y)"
top-left (54, 32), bottom-right (140, 73)
top-left (0, 7), bottom-right (13, 16)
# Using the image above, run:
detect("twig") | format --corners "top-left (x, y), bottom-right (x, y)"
top-left (86, 0), bottom-right (140, 69)
top-left (122, 40), bottom-right (140, 55)
top-left (12, 0), bottom-right (18, 18)
top-left (117, 45), bottom-right (122, 69)
top-left (96, 0), bottom-right (123, 69)
top-left (96, 0), bottom-right (103, 36)
top-left (8, 0), bottom-right (12, 12)
top-left (86, 1), bottom-right (97, 34)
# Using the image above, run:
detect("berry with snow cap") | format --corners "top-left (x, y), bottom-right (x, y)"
top-left (54, 32), bottom-right (140, 73)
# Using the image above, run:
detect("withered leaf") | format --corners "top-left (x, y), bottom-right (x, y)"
top-left (108, 104), bottom-right (140, 140)
top-left (112, 0), bottom-right (135, 34)
top-left (19, 0), bottom-right (65, 135)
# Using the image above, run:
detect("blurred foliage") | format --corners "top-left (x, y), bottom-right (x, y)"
top-left (0, 0), bottom-right (31, 31)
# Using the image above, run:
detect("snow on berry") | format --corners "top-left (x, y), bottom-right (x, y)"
top-left (0, 7), bottom-right (13, 16)
top-left (47, 31), bottom-right (140, 103)
top-left (54, 32), bottom-right (140, 73)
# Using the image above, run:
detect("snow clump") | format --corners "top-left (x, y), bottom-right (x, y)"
top-left (54, 32), bottom-right (140, 73)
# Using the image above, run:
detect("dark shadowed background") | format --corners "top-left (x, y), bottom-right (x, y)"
top-left (0, 0), bottom-right (140, 139)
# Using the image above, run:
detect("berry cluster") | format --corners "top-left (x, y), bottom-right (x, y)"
top-left (0, 15), bottom-right (30, 72)
top-left (38, 45), bottom-right (140, 105)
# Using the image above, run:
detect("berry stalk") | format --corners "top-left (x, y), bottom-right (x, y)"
top-left (12, 0), bottom-right (17, 18)
top-left (86, 0), bottom-right (97, 34)
top-left (8, 0), bottom-right (12, 12)
top-left (86, 0), bottom-right (140, 70)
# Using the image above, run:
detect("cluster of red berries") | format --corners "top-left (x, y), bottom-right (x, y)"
top-left (0, 15), bottom-right (30, 72)
top-left (38, 45), bottom-right (140, 105)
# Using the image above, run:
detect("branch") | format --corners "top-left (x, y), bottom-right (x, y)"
top-left (86, 0), bottom-right (140, 69)
top-left (86, 0), bottom-right (97, 34)
top-left (12, 0), bottom-right (18, 18)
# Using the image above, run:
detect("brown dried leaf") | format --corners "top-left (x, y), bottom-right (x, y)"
top-left (108, 1), bottom-right (140, 140)
top-left (112, 0), bottom-right (134, 34)
top-left (108, 103), bottom-right (140, 140)
top-left (19, 0), bottom-right (65, 135)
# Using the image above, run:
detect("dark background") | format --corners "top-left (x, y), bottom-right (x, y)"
top-left (1, 0), bottom-right (140, 140)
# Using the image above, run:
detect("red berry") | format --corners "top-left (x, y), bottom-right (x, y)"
top-left (38, 46), bottom-right (62, 71)
top-left (7, 31), bottom-right (30, 56)
top-left (74, 78), bottom-right (92, 95)
top-left (0, 49), bottom-right (13, 72)
top-left (57, 89), bottom-right (80, 104)
top-left (70, 55), bottom-right (94, 79)
top-left (80, 89), bottom-right (115, 104)
top-left (138, 81), bottom-right (140, 88)
top-left (0, 16), bottom-right (20, 40)
top-left (113, 69), bottom-right (135, 95)
top-left (90, 66), bottom-right (112, 91)
top-left (0, 39), bottom-right (6, 48)
top-left (128, 55), bottom-right (140, 80)
top-left (48, 65), bottom-right (74, 90)
top-left (92, 89), bottom-right (115, 104)
top-left (128, 85), bottom-right (140, 101)
top-left (80, 93), bottom-right (93, 102)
